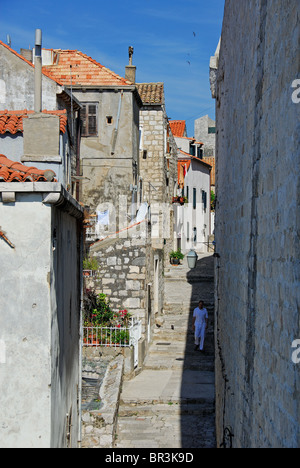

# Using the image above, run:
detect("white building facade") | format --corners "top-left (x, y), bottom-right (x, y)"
top-left (175, 153), bottom-right (211, 253)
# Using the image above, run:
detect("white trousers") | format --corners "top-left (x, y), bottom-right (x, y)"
top-left (195, 323), bottom-right (206, 350)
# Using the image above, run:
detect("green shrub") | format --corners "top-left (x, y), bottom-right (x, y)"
top-left (83, 256), bottom-right (99, 271)
top-left (170, 249), bottom-right (185, 260)
top-left (83, 291), bottom-right (114, 326)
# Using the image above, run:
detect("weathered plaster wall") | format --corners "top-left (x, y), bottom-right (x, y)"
top-left (76, 88), bottom-right (140, 215)
top-left (0, 193), bottom-right (52, 448)
top-left (0, 127), bottom-right (72, 189)
top-left (0, 184), bottom-right (83, 448)
top-left (0, 43), bottom-right (75, 190)
top-left (214, 0), bottom-right (300, 448)
top-left (0, 43), bottom-right (58, 110)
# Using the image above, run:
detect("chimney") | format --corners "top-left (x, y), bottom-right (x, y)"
top-left (20, 48), bottom-right (33, 62)
top-left (34, 29), bottom-right (42, 113)
top-left (125, 46), bottom-right (136, 83)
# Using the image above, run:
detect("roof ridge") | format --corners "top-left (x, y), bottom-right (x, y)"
top-left (0, 109), bottom-right (67, 114)
top-left (179, 150), bottom-right (212, 167)
top-left (77, 51), bottom-right (132, 85)
top-left (0, 40), bottom-right (63, 85)
top-left (46, 49), bottom-right (132, 86)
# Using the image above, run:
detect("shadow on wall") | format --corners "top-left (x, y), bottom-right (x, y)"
top-left (180, 255), bottom-right (216, 448)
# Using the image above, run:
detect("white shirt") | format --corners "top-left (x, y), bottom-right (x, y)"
top-left (193, 307), bottom-right (208, 326)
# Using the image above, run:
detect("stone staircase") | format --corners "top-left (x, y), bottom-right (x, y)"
top-left (114, 253), bottom-right (216, 448)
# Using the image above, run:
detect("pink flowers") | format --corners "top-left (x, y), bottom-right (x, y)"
top-left (112, 309), bottom-right (131, 327)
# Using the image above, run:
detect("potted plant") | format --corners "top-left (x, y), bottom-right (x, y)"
top-left (179, 196), bottom-right (188, 205)
top-left (170, 249), bottom-right (185, 265)
top-left (83, 256), bottom-right (99, 277)
top-left (172, 196), bottom-right (188, 206)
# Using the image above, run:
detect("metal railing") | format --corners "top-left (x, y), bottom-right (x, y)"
top-left (82, 317), bottom-right (141, 349)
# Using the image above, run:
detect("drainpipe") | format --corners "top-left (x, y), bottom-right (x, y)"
top-left (111, 90), bottom-right (123, 155)
top-left (34, 29), bottom-right (42, 113)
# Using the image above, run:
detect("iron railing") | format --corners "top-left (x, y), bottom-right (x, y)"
top-left (82, 317), bottom-right (141, 349)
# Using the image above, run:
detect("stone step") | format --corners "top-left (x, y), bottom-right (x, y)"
top-left (144, 360), bottom-right (214, 372)
top-left (164, 276), bottom-right (214, 283)
top-left (163, 302), bottom-right (215, 311)
top-left (118, 402), bottom-right (215, 417)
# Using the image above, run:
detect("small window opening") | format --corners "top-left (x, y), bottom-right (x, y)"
top-left (106, 116), bottom-right (113, 125)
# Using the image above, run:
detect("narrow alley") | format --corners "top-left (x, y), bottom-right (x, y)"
top-left (115, 253), bottom-right (215, 449)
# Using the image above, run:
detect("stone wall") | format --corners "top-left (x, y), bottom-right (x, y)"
top-left (139, 105), bottom-right (178, 266)
top-left (214, 0), bottom-right (300, 448)
top-left (194, 115), bottom-right (216, 157)
top-left (87, 221), bottom-right (153, 335)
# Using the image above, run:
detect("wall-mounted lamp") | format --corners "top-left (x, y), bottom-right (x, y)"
top-left (187, 249), bottom-right (198, 269)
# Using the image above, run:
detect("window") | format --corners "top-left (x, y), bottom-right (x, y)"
top-left (106, 116), bottom-right (113, 125)
top-left (208, 127), bottom-right (216, 134)
top-left (189, 143), bottom-right (196, 156)
top-left (197, 146), bottom-right (203, 159)
top-left (81, 103), bottom-right (98, 136)
top-left (139, 125), bottom-right (144, 151)
top-left (193, 188), bottom-right (197, 209)
top-left (193, 227), bottom-right (197, 243)
top-left (202, 190), bottom-right (207, 211)
top-left (139, 178), bottom-right (143, 204)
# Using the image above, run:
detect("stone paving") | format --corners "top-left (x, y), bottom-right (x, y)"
top-left (115, 253), bottom-right (216, 449)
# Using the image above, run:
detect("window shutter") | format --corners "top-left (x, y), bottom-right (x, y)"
top-left (81, 103), bottom-right (97, 136)
top-left (88, 104), bottom-right (97, 135)
top-left (81, 105), bottom-right (87, 136)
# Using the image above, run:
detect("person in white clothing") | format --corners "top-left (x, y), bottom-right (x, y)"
top-left (193, 301), bottom-right (208, 352)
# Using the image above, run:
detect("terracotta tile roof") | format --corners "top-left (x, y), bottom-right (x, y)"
top-left (179, 150), bottom-right (212, 168)
top-left (0, 154), bottom-right (56, 182)
top-left (0, 110), bottom-right (67, 134)
top-left (43, 49), bottom-right (132, 87)
top-left (0, 40), bottom-right (63, 85)
top-left (169, 120), bottom-right (187, 138)
top-left (136, 83), bottom-right (164, 105)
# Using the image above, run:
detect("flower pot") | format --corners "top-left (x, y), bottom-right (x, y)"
top-left (170, 258), bottom-right (180, 265)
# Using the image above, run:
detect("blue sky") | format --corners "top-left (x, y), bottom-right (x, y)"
top-left (0, 0), bottom-right (225, 136)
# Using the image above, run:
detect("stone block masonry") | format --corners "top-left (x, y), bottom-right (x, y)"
top-left (213, 0), bottom-right (300, 448)
top-left (88, 223), bottom-right (153, 333)
top-left (139, 105), bottom-right (178, 269)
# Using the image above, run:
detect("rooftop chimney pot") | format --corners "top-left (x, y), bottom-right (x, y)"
top-left (34, 29), bottom-right (42, 113)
